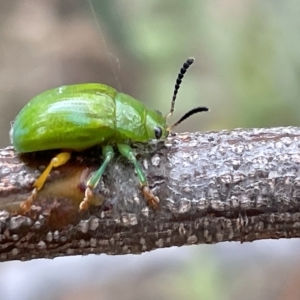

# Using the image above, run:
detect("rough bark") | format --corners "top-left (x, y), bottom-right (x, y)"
top-left (1, 127), bottom-right (300, 262)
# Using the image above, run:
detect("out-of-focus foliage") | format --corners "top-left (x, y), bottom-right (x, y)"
top-left (1, 1), bottom-right (300, 300)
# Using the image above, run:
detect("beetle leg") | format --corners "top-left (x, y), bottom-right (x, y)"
top-left (34, 152), bottom-right (72, 190)
top-left (117, 144), bottom-right (160, 209)
top-left (80, 145), bottom-right (114, 210)
top-left (140, 185), bottom-right (160, 209)
top-left (20, 152), bottom-right (71, 212)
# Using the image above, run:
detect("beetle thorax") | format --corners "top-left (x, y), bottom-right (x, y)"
top-left (115, 93), bottom-right (167, 142)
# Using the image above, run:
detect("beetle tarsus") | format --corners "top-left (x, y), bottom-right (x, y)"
top-left (141, 185), bottom-right (160, 209)
top-left (20, 188), bottom-right (37, 212)
top-left (80, 186), bottom-right (93, 210)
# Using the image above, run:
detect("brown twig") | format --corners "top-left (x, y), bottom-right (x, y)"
top-left (1, 127), bottom-right (300, 262)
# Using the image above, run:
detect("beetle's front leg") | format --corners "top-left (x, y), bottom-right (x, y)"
top-left (80, 145), bottom-right (114, 210)
top-left (117, 144), bottom-right (160, 209)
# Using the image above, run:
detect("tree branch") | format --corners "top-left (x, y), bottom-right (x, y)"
top-left (1, 127), bottom-right (300, 262)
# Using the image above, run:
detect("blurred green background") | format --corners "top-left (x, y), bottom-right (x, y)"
top-left (1, 1), bottom-right (300, 299)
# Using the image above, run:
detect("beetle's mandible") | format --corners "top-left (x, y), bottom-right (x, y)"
top-left (10, 58), bottom-right (208, 212)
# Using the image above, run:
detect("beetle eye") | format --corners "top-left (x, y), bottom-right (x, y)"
top-left (154, 127), bottom-right (162, 139)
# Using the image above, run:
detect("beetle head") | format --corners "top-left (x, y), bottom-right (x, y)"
top-left (145, 109), bottom-right (169, 140)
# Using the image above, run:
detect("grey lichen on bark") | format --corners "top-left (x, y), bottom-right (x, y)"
top-left (1, 126), bottom-right (300, 262)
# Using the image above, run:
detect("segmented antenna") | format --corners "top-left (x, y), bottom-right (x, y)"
top-left (165, 57), bottom-right (195, 119)
top-left (168, 107), bottom-right (209, 131)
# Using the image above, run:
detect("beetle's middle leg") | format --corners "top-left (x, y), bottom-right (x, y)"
top-left (80, 145), bottom-right (114, 210)
top-left (20, 152), bottom-right (71, 212)
top-left (117, 143), bottom-right (160, 209)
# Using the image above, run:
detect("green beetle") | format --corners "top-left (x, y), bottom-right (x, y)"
top-left (10, 58), bottom-right (208, 211)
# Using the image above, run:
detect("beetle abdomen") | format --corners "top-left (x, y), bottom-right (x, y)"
top-left (12, 84), bottom-right (117, 152)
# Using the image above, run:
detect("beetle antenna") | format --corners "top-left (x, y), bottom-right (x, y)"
top-left (168, 107), bottom-right (209, 131)
top-left (166, 57), bottom-right (195, 119)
